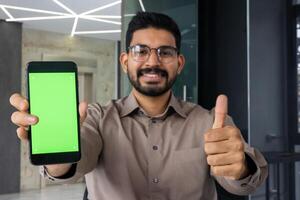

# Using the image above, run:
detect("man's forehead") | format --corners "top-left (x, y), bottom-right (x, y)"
top-left (130, 28), bottom-right (176, 46)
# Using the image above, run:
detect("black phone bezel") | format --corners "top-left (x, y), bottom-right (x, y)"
top-left (27, 61), bottom-right (81, 165)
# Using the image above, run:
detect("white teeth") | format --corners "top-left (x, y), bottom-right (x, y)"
top-left (144, 73), bottom-right (159, 78)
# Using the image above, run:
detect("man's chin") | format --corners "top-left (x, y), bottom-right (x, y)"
top-left (140, 78), bottom-right (165, 85)
top-left (139, 83), bottom-right (166, 90)
top-left (135, 86), bottom-right (169, 97)
top-left (141, 82), bottom-right (164, 87)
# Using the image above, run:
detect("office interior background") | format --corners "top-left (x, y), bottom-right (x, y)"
top-left (1, 0), bottom-right (300, 199)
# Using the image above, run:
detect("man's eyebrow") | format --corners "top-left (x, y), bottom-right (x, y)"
top-left (131, 44), bottom-right (176, 48)
top-left (131, 43), bottom-right (147, 46)
top-left (158, 45), bottom-right (177, 48)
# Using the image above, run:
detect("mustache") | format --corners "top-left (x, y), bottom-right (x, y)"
top-left (137, 67), bottom-right (168, 78)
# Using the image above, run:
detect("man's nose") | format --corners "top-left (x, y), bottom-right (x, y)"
top-left (145, 50), bottom-right (160, 66)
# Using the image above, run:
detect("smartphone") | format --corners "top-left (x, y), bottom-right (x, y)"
top-left (27, 61), bottom-right (81, 165)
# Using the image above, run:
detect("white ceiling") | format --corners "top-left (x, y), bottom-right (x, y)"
top-left (0, 0), bottom-right (122, 40)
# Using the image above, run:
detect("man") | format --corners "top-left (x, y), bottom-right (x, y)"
top-left (10, 12), bottom-right (267, 200)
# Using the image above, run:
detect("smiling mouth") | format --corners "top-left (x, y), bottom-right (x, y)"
top-left (137, 68), bottom-right (168, 83)
top-left (140, 72), bottom-right (163, 83)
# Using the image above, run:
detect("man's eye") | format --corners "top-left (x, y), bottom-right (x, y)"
top-left (160, 49), bottom-right (173, 57)
top-left (136, 49), bottom-right (148, 55)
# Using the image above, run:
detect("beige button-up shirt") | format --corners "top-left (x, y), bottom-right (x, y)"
top-left (41, 92), bottom-right (268, 200)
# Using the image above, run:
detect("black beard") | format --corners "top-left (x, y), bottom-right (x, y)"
top-left (127, 67), bottom-right (177, 97)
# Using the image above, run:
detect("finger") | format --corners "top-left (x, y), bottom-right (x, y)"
top-left (207, 152), bottom-right (245, 166)
top-left (211, 163), bottom-right (244, 179)
top-left (79, 101), bottom-right (88, 124)
top-left (204, 140), bottom-right (231, 155)
top-left (16, 127), bottom-right (28, 141)
top-left (204, 127), bottom-right (232, 142)
top-left (9, 93), bottom-right (29, 111)
top-left (212, 94), bottom-right (228, 129)
top-left (11, 111), bottom-right (38, 127)
top-left (205, 139), bottom-right (244, 155)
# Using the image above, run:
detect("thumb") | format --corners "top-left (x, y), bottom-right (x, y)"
top-left (212, 94), bottom-right (228, 129)
top-left (79, 101), bottom-right (88, 125)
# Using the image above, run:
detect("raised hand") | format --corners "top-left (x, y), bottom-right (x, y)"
top-left (9, 92), bottom-right (88, 177)
top-left (204, 95), bottom-right (249, 180)
top-left (10, 93), bottom-right (38, 140)
top-left (10, 93), bottom-right (88, 141)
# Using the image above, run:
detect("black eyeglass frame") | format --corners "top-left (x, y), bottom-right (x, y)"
top-left (127, 44), bottom-right (180, 63)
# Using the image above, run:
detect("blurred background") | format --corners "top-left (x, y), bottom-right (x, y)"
top-left (1, 0), bottom-right (300, 199)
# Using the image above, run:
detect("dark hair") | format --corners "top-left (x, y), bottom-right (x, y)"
top-left (126, 12), bottom-right (181, 51)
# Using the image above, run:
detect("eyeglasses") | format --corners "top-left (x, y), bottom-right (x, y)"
top-left (127, 44), bottom-right (179, 64)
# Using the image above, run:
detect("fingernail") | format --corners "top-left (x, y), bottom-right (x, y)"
top-left (28, 116), bottom-right (36, 123)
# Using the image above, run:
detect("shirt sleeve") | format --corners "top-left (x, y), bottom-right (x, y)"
top-left (40, 103), bottom-right (103, 183)
top-left (211, 112), bottom-right (268, 196)
top-left (213, 142), bottom-right (268, 196)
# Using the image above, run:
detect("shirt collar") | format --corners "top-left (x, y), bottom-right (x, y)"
top-left (119, 92), bottom-right (140, 117)
top-left (168, 93), bottom-right (187, 118)
top-left (120, 91), bottom-right (187, 118)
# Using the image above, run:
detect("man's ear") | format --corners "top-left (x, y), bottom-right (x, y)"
top-left (177, 54), bottom-right (185, 75)
top-left (120, 52), bottom-right (129, 73)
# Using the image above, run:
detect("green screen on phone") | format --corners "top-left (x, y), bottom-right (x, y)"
top-left (29, 72), bottom-right (79, 154)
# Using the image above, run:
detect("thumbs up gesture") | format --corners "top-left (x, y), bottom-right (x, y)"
top-left (204, 95), bottom-right (249, 180)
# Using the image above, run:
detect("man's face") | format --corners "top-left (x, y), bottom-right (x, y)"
top-left (120, 27), bottom-right (185, 97)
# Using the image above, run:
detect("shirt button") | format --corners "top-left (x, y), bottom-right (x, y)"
top-left (152, 145), bottom-right (159, 151)
top-left (151, 119), bottom-right (157, 123)
top-left (152, 178), bottom-right (160, 184)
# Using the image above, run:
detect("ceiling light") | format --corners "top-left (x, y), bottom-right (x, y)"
top-left (74, 30), bottom-right (121, 35)
top-left (0, 6), bottom-right (13, 19)
top-left (81, 16), bottom-right (121, 25)
top-left (6, 15), bottom-right (74, 22)
top-left (0, 4), bottom-right (69, 16)
top-left (87, 15), bottom-right (121, 19)
top-left (53, 0), bottom-right (76, 15)
top-left (138, 0), bottom-right (146, 12)
top-left (0, 1), bottom-right (122, 38)
top-left (124, 14), bottom-right (136, 17)
top-left (71, 16), bottom-right (79, 36)
top-left (52, 0), bottom-right (78, 36)
top-left (80, 0), bottom-right (121, 16)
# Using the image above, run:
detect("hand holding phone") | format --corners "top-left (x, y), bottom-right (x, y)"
top-left (10, 93), bottom-right (87, 140)
top-left (10, 61), bottom-right (87, 167)
top-left (10, 93), bottom-right (87, 176)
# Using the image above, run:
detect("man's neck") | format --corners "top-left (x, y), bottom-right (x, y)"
top-left (132, 89), bottom-right (171, 117)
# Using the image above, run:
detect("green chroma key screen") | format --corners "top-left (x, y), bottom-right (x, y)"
top-left (29, 72), bottom-right (79, 154)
